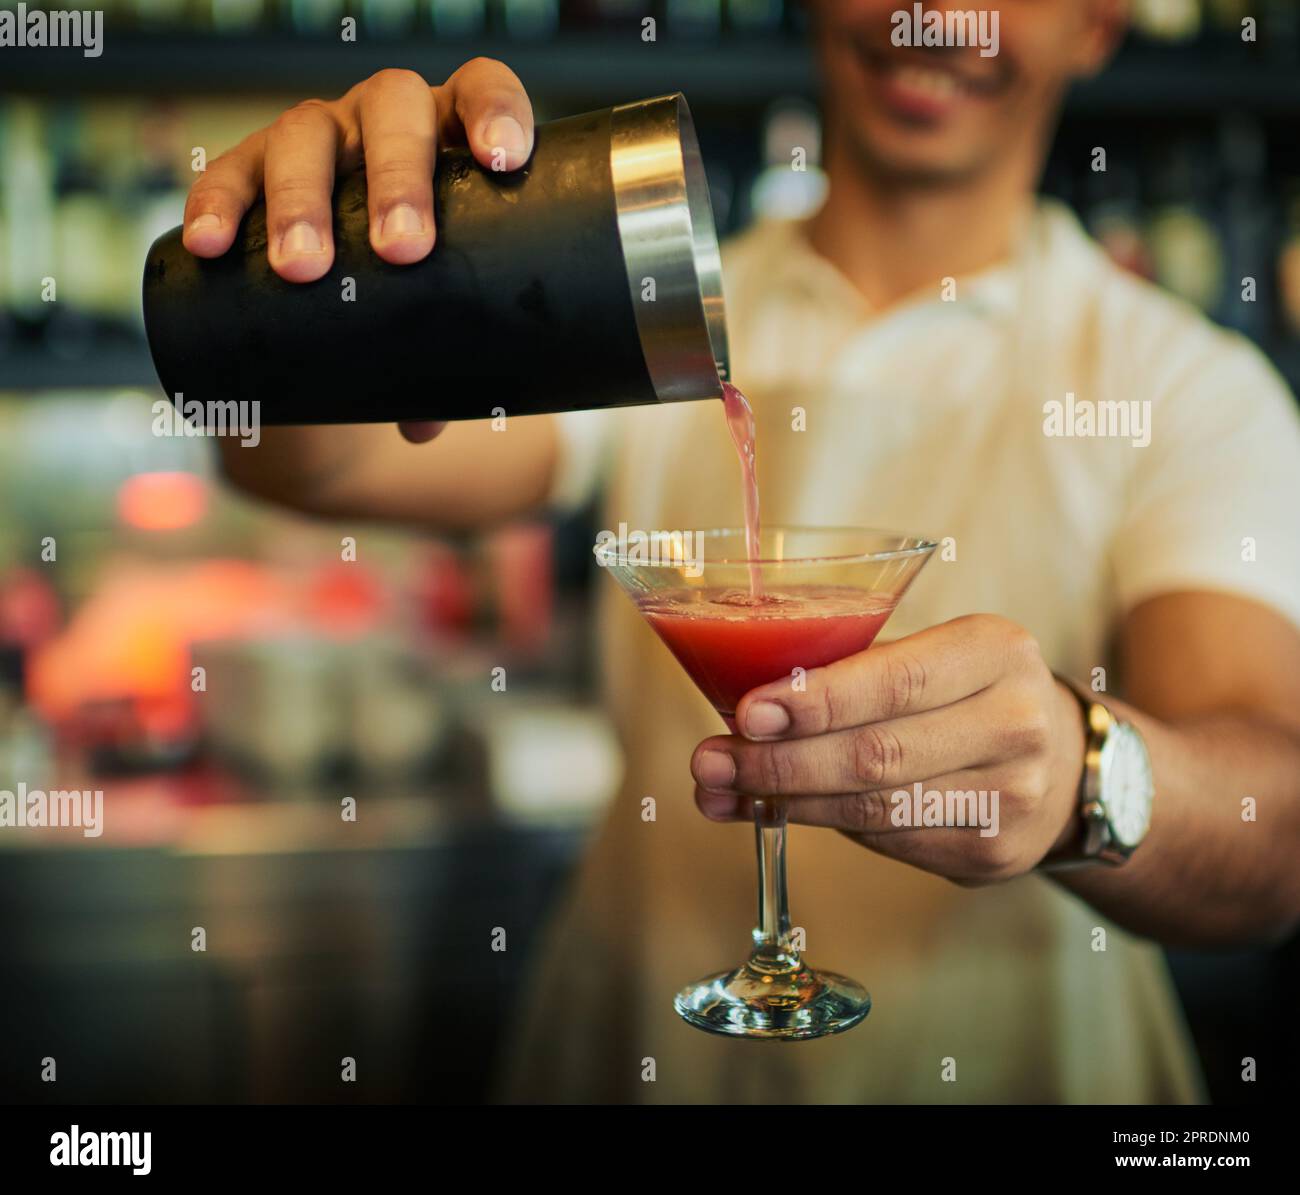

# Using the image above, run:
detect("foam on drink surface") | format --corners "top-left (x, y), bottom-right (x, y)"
top-left (639, 585), bottom-right (896, 620)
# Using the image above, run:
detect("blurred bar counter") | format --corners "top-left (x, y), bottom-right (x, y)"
top-left (0, 700), bottom-right (616, 1103)
top-left (0, 815), bottom-right (593, 1103)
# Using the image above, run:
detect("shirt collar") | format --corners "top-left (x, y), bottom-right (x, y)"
top-left (751, 200), bottom-right (1079, 328)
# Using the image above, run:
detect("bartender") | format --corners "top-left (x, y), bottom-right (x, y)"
top-left (189, 0), bottom-right (1300, 1102)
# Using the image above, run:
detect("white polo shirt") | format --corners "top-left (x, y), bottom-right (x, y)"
top-left (504, 201), bottom-right (1300, 1103)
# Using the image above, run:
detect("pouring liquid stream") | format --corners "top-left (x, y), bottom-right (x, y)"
top-left (721, 381), bottom-right (764, 597)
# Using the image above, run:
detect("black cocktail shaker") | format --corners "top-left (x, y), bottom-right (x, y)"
top-left (142, 93), bottom-right (729, 424)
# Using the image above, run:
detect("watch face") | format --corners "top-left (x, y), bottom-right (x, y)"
top-left (1099, 722), bottom-right (1154, 848)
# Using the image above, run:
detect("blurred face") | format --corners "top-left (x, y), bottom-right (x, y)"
top-left (811, 0), bottom-right (1125, 185)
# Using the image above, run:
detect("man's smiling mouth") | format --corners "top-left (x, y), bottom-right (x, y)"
top-left (851, 38), bottom-right (1009, 119)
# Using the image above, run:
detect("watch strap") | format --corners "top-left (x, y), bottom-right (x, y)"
top-left (1038, 676), bottom-right (1114, 872)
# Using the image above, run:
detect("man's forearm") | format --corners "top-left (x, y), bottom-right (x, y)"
top-left (1052, 700), bottom-right (1300, 947)
top-left (216, 417), bottom-right (559, 532)
top-left (218, 425), bottom-right (358, 512)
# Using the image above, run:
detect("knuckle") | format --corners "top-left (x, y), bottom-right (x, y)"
top-left (841, 789), bottom-right (888, 832)
top-left (851, 724), bottom-right (901, 788)
top-left (992, 764), bottom-right (1037, 813)
top-left (1015, 759), bottom-right (1051, 805)
top-left (369, 67), bottom-right (426, 91)
top-left (998, 702), bottom-right (1050, 757)
top-left (455, 58), bottom-right (527, 104)
top-left (275, 101), bottom-right (332, 134)
top-left (364, 156), bottom-right (428, 183)
top-left (193, 151), bottom-right (234, 181)
top-left (266, 175), bottom-right (325, 204)
top-left (951, 612), bottom-right (988, 636)
top-left (462, 56), bottom-right (505, 76)
top-left (188, 179), bottom-right (238, 207)
top-left (993, 785), bottom-right (1030, 829)
top-left (1007, 623), bottom-right (1044, 668)
top-left (754, 743), bottom-right (796, 795)
top-left (880, 650), bottom-right (926, 718)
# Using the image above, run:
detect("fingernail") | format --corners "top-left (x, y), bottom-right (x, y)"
top-left (189, 213), bottom-right (222, 231)
top-left (699, 791), bottom-right (740, 820)
top-left (381, 203), bottom-right (424, 239)
top-left (745, 701), bottom-right (790, 739)
top-left (280, 220), bottom-right (324, 256)
top-left (483, 115), bottom-right (527, 158)
top-left (695, 749), bottom-right (736, 790)
top-left (399, 421), bottom-right (446, 444)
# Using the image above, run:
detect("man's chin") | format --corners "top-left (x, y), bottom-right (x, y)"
top-left (848, 129), bottom-right (990, 187)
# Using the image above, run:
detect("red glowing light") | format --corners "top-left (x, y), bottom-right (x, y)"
top-left (117, 471), bottom-right (208, 531)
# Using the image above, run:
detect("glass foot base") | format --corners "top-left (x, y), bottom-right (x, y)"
top-left (673, 960), bottom-right (870, 1040)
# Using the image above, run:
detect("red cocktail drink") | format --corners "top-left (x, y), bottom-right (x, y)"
top-left (639, 585), bottom-right (896, 725)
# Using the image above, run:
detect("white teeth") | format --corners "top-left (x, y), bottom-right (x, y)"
top-left (892, 64), bottom-right (960, 100)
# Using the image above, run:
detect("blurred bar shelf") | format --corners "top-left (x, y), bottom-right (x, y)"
top-left (0, 34), bottom-right (816, 104)
top-left (0, 342), bottom-right (162, 392)
top-left (3, 38), bottom-right (1300, 114)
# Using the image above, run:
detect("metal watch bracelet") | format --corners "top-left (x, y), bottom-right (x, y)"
top-left (1037, 675), bottom-right (1115, 872)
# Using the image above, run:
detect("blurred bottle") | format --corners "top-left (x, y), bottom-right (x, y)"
top-left (1131, 0), bottom-right (1202, 41)
top-left (415, 543), bottom-right (476, 639)
top-left (749, 98), bottom-right (827, 221)
top-left (362, 0), bottom-right (416, 35)
top-left (1205, 0), bottom-right (1254, 41)
top-left (1204, 0), bottom-right (1255, 62)
top-left (1278, 191), bottom-right (1300, 339)
top-left (0, 701), bottom-right (54, 793)
top-left (486, 523), bottom-right (554, 657)
top-left (99, 1), bottom-right (132, 31)
top-left (667, 0), bottom-right (721, 38)
top-left (0, 566), bottom-right (59, 790)
top-left (132, 104), bottom-right (190, 332)
top-left (728, 0), bottom-right (782, 34)
top-left (1084, 162), bottom-right (1154, 282)
top-left (1216, 115), bottom-right (1270, 339)
top-left (210, 0), bottom-right (267, 33)
top-left (288, 0), bottom-right (345, 34)
top-left (0, 102), bottom-right (56, 329)
top-left (0, 567), bottom-right (62, 655)
top-left (1147, 142), bottom-right (1226, 314)
top-left (581, 0), bottom-right (650, 31)
top-left (0, 112), bottom-right (9, 355)
top-left (501, 0), bottom-right (559, 37)
top-left (132, 0), bottom-right (192, 28)
top-left (430, 0), bottom-right (485, 35)
top-left (49, 111), bottom-right (115, 358)
top-left (1148, 210), bottom-right (1225, 313)
top-left (1260, 0), bottom-right (1299, 62)
top-left (347, 639), bottom-right (447, 781)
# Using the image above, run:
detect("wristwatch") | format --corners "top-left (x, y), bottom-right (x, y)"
top-left (1039, 678), bottom-right (1155, 870)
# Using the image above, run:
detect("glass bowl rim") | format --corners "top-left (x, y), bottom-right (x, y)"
top-left (592, 524), bottom-right (941, 568)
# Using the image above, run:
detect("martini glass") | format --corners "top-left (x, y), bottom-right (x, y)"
top-left (595, 526), bottom-right (937, 1039)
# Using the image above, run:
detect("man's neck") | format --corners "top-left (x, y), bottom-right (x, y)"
top-left (807, 138), bottom-right (1037, 312)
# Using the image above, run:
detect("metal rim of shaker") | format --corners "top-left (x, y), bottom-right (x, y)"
top-left (609, 93), bottom-right (730, 402)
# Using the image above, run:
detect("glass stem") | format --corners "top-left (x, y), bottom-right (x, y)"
top-left (750, 798), bottom-right (798, 972)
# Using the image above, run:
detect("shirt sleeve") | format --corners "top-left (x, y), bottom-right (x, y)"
top-left (548, 407), bottom-right (618, 512)
top-left (1110, 329), bottom-right (1300, 631)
